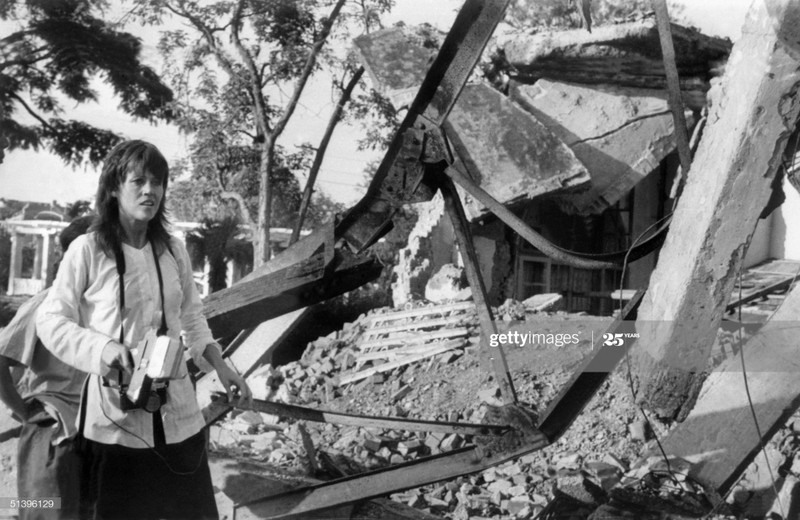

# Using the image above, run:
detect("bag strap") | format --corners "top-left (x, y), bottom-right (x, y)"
top-left (151, 244), bottom-right (167, 336)
top-left (77, 374), bottom-right (90, 436)
top-left (111, 240), bottom-right (168, 386)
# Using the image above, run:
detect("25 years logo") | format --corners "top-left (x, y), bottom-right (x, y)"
top-left (602, 332), bottom-right (639, 347)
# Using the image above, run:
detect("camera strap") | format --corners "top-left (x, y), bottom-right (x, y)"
top-left (111, 240), bottom-right (168, 387)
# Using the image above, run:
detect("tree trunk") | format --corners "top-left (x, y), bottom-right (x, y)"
top-left (255, 144), bottom-right (274, 266)
top-left (633, 0), bottom-right (800, 421)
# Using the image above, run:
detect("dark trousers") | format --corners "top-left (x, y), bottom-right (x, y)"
top-left (18, 409), bottom-right (83, 520)
top-left (81, 415), bottom-right (217, 520)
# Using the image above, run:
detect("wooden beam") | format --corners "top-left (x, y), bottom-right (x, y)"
top-left (646, 285), bottom-right (800, 495)
top-left (336, 0), bottom-right (511, 250)
top-left (340, 339), bottom-right (464, 385)
top-left (199, 308), bottom-right (309, 423)
top-left (367, 301), bottom-right (474, 325)
top-left (358, 341), bottom-right (466, 362)
top-left (439, 175), bottom-right (517, 404)
top-left (235, 434), bottom-right (549, 520)
top-left (363, 315), bottom-right (466, 337)
top-left (358, 327), bottom-right (470, 351)
top-left (633, 0), bottom-right (800, 420)
top-left (218, 396), bottom-right (509, 436)
top-left (204, 250), bottom-right (382, 339)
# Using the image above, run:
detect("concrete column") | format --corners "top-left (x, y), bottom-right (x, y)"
top-left (634, 0), bottom-right (800, 420)
top-left (7, 232), bottom-right (20, 295)
top-left (32, 234), bottom-right (43, 280)
top-left (41, 231), bottom-right (52, 285)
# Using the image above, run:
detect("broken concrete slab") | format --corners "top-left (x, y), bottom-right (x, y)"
top-left (353, 25), bottom-right (442, 109)
top-left (445, 83), bottom-right (591, 219)
top-left (512, 79), bottom-right (693, 214)
top-left (500, 18), bottom-right (731, 108)
top-left (354, 28), bottom-right (592, 219)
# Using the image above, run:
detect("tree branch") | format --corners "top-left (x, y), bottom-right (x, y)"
top-left (10, 93), bottom-right (54, 130)
top-left (270, 0), bottom-right (347, 139)
top-left (290, 65), bottom-right (364, 244)
top-left (231, 0), bottom-right (270, 138)
top-left (166, 2), bottom-right (239, 80)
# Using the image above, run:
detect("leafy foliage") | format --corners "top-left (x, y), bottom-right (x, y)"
top-left (65, 199), bottom-right (92, 220)
top-left (134, 0), bottom-right (394, 263)
top-left (0, 0), bottom-right (174, 165)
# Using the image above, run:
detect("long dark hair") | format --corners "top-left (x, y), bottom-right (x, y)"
top-left (92, 140), bottom-right (172, 260)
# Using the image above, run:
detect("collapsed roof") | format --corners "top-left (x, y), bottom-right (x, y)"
top-left (354, 18), bottom-right (731, 217)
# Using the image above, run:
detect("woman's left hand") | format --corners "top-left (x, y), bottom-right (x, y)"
top-left (216, 363), bottom-right (253, 406)
top-left (203, 343), bottom-right (253, 406)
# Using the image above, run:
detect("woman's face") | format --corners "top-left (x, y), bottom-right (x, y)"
top-left (114, 168), bottom-right (165, 228)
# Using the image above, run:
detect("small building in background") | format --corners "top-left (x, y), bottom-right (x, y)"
top-left (0, 203), bottom-right (306, 298)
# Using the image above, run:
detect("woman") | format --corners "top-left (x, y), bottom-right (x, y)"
top-left (37, 140), bottom-right (251, 519)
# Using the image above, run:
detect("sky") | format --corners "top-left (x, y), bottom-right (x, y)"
top-left (0, 0), bottom-right (752, 210)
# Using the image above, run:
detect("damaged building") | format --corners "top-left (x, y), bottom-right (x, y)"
top-left (367, 19), bottom-right (797, 315)
top-left (197, 1), bottom-right (800, 518)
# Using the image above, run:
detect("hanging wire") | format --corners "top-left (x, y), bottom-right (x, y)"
top-left (735, 264), bottom-right (786, 518)
top-left (618, 214), bottom-right (683, 490)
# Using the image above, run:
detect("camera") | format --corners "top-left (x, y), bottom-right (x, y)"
top-left (120, 330), bottom-right (186, 412)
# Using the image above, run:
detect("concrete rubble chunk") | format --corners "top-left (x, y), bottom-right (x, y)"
top-left (398, 440), bottom-right (422, 456)
top-left (628, 420), bottom-right (648, 442)
top-left (391, 384), bottom-right (413, 402)
top-left (439, 350), bottom-right (462, 364)
top-left (554, 475), bottom-right (607, 506)
top-left (440, 434), bottom-right (464, 452)
top-left (556, 453), bottom-right (583, 471)
top-left (425, 431), bottom-right (446, 450)
top-left (425, 264), bottom-right (471, 303)
top-left (506, 497), bottom-right (532, 515)
top-left (363, 438), bottom-right (383, 452)
top-left (502, 463), bottom-right (523, 476)
top-left (487, 478), bottom-right (513, 495)
top-left (508, 485), bottom-right (527, 497)
top-left (522, 293), bottom-right (563, 312)
top-left (478, 387), bottom-right (502, 405)
top-left (602, 453), bottom-right (629, 473)
top-left (511, 474), bottom-right (528, 486)
top-left (390, 454), bottom-right (405, 465)
top-left (584, 461), bottom-right (623, 491)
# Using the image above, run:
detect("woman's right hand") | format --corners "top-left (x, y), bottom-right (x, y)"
top-left (101, 341), bottom-right (134, 375)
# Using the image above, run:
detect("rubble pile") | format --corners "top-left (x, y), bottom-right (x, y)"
top-left (208, 299), bottom-right (800, 519)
